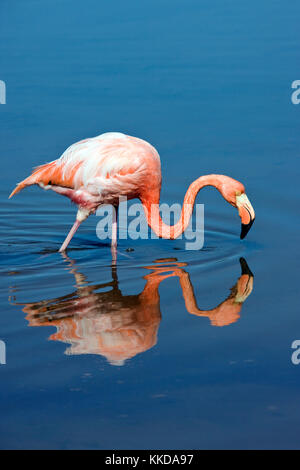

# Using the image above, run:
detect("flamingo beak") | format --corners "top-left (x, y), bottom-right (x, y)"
top-left (234, 257), bottom-right (254, 302)
top-left (236, 193), bottom-right (255, 239)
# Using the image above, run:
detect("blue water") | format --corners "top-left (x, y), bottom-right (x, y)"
top-left (1, 0), bottom-right (300, 449)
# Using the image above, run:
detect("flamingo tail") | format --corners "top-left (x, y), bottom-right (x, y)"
top-left (9, 161), bottom-right (58, 198)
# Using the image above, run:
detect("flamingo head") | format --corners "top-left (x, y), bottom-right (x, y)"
top-left (219, 177), bottom-right (255, 239)
top-left (236, 192), bottom-right (256, 239)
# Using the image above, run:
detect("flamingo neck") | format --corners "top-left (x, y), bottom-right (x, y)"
top-left (142, 174), bottom-right (224, 239)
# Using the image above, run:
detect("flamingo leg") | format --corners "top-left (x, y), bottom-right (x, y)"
top-left (59, 219), bottom-right (82, 252)
top-left (59, 208), bottom-right (90, 252)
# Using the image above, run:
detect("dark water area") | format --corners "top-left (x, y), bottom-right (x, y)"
top-left (0, 0), bottom-right (300, 449)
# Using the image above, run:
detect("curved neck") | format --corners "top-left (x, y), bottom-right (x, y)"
top-left (142, 174), bottom-right (225, 239)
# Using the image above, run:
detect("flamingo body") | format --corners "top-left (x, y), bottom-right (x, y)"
top-left (10, 132), bottom-right (161, 209)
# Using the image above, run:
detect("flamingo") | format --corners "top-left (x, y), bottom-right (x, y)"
top-left (9, 132), bottom-right (255, 252)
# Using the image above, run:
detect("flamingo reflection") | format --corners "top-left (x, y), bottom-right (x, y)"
top-left (14, 257), bottom-right (253, 365)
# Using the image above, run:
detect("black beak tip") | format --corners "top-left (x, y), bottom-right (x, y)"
top-left (239, 257), bottom-right (254, 277)
top-left (240, 218), bottom-right (255, 240)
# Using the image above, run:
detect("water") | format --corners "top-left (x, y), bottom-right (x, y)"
top-left (0, 0), bottom-right (300, 449)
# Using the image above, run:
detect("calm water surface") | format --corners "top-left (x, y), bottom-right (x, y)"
top-left (0, 0), bottom-right (300, 449)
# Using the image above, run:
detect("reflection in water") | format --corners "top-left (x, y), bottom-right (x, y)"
top-left (13, 257), bottom-right (253, 366)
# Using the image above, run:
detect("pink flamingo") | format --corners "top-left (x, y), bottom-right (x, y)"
top-left (9, 132), bottom-right (255, 252)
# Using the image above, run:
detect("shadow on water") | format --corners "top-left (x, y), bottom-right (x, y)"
top-left (10, 255), bottom-right (254, 366)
